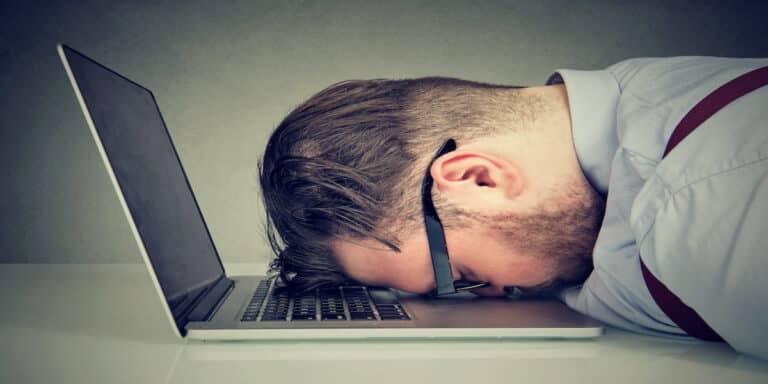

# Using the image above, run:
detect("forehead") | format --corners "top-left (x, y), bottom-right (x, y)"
top-left (331, 235), bottom-right (436, 293)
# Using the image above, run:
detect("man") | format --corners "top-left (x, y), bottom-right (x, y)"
top-left (259, 57), bottom-right (768, 359)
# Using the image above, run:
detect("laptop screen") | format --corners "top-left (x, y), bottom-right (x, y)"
top-left (60, 46), bottom-right (225, 314)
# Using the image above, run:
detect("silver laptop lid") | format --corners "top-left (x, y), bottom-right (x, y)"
top-left (58, 44), bottom-right (228, 337)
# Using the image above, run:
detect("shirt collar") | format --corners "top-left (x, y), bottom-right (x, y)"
top-left (546, 69), bottom-right (620, 195)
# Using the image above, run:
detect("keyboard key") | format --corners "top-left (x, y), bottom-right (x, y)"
top-left (240, 279), bottom-right (273, 322)
top-left (376, 304), bottom-right (410, 320)
top-left (251, 284), bottom-right (409, 322)
top-left (368, 288), bottom-right (399, 304)
top-left (338, 287), bottom-right (376, 321)
top-left (319, 288), bottom-right (348, 321)
top-left (262, 290), bottom-right (291, 321)
top-left (291, 292), bottom-right (317, 321)
top-left (350, 312), bottom-right (376, 321)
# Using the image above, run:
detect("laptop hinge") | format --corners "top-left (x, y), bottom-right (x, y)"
top-left (182, 277), bottom-right (234, 325)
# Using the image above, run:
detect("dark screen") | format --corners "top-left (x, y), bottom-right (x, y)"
top-left (62, 46), bottom-right (225, 314)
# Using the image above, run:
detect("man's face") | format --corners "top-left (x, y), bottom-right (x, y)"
top-left (332, 228), bottom-right (557, 296)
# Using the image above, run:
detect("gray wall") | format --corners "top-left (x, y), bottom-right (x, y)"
top-left (2, 0), bottom-right (767, 264)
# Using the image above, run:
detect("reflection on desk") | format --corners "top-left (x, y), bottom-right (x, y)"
top-left (0, 264), bottom-right (766, 384)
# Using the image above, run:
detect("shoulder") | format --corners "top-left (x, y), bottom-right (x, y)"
top-left (612, 57), bottom-right (768, 173)
top-left (607, 56), bottom-right (768, 90)
top-left (629, 77), bottom-right (768, 358)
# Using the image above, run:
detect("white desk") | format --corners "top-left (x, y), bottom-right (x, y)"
top-left (1, 264), bottom-right (766, 384)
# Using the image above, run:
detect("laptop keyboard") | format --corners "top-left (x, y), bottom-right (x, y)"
top-left (240, 279), bottom-right (410, 322)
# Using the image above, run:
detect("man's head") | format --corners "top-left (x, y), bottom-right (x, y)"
top-left (259, 77), bottom-right (605, 296)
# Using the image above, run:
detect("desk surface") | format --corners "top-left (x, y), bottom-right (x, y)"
top-left (1, 264), bottom-right (766, 384)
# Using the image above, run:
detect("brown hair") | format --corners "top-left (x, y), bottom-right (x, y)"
top-left (259, 77), bottom-right (526, 292)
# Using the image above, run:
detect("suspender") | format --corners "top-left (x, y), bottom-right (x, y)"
top-left (640, 65), bottom-right (768, 342)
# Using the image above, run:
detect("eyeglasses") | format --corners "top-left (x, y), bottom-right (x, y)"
top-left (422, 139), bottom-right (490, 296)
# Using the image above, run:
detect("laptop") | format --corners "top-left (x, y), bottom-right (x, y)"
top-left (58, 44), bottom-right (604, 341)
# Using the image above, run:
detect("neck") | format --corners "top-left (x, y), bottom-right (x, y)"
top-left (513, 84), bottom-right (581, 192)
top-left (525, 84), bottom-right (575, 152)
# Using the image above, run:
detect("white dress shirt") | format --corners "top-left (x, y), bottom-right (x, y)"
top-left (546, 56), bottom-right (768, 359)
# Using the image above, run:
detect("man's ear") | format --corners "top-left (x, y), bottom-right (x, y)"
top-left (430, 150), bottom-right (525, 207)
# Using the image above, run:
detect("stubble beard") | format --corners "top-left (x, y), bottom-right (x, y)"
top-left (437, 177), bottom-right (606, 296)
top-left (493, 179), bottom-right (606, 291)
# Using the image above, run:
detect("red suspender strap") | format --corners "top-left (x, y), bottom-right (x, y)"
top-left (640, 65), bottom-right (768, 342)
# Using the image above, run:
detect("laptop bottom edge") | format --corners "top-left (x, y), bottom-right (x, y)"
top-left (185, 326), bottom-right (604, 341)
